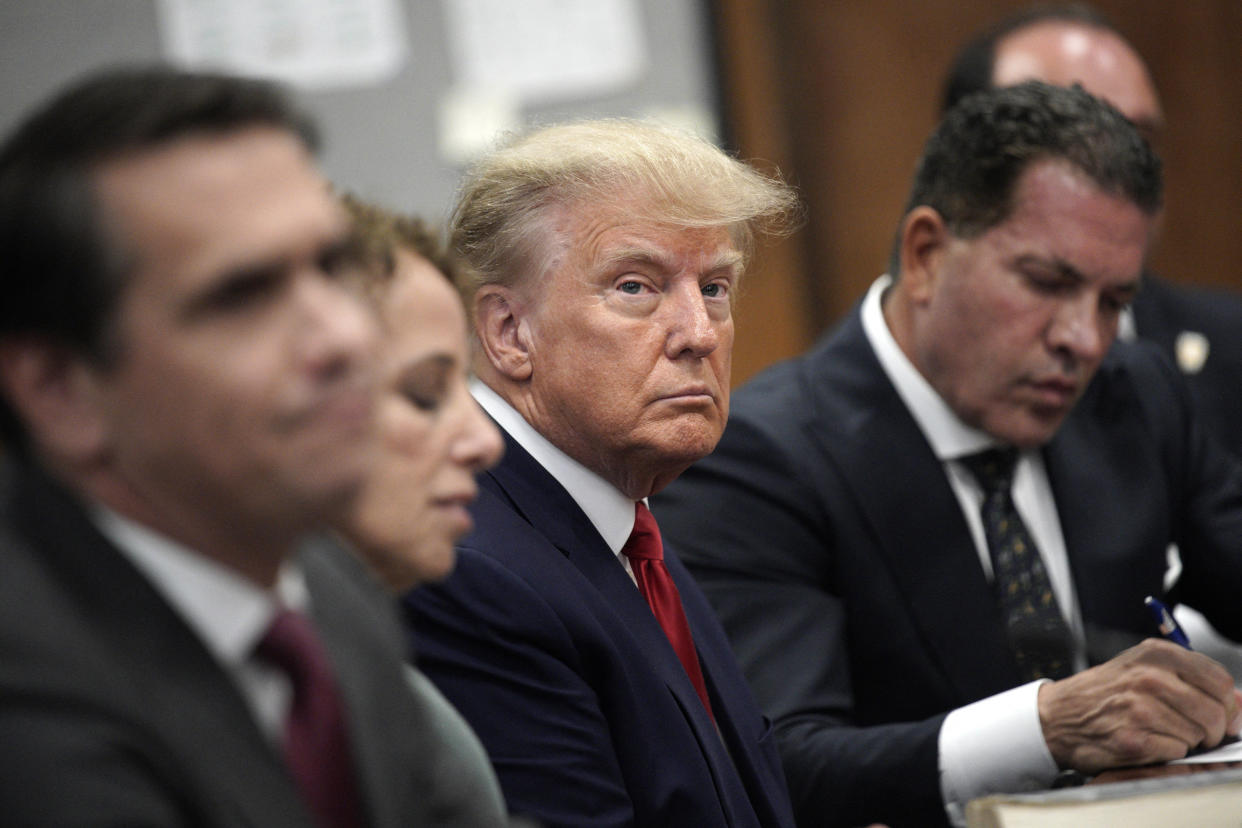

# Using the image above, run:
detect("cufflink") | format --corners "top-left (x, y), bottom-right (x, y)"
top-left (1175, 331), bottom-right (1209, 374)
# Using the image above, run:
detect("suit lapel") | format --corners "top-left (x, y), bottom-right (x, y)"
top-left (1043, 352), bottom-right (1166, 660)
top-left (301, 541), bottom-right (436, 828)
top-left (805, 312), bottom-right (1022, 700)
top-left (664, 546), bottom-right (789, 827)
top-left (485, 429), bottom-right (747, 799)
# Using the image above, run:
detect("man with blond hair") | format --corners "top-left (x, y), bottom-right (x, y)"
top-left (404, 119), bottom-right (801, 828)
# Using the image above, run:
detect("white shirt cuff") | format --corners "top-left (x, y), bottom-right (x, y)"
top-left (939, 680), bottom-right (1060, 826)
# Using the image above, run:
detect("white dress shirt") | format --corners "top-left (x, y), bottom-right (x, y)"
top-left (860, 275), bottom-right (1079, 825)
top-left (92, 505), bottom-right (308, 744)
top-left (471, 379), bottom-right (640, 580)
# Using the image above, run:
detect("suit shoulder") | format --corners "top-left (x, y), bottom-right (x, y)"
top-left (1140, 276), bottom-right (1242, 330)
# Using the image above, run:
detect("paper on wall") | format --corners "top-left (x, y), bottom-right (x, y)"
top-left (156, 0), bottom-right (408, 90)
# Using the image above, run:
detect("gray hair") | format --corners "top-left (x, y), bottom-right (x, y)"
top-left (449, 118), bottom-right (800, 298)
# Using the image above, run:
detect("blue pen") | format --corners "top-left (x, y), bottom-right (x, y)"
top-left (1144, 595), bottom-right (1193, 649)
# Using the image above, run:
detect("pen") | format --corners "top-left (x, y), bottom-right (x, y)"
top-left (1144, 595), bottom-right (1193, 649)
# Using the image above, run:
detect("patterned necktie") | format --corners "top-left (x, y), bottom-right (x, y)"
top-left (256, 608), bottom-right (365, 828)
top-left (958, 448), bottom-right (1074, 681)
top-left (622, 502), bottom-right (716, 719)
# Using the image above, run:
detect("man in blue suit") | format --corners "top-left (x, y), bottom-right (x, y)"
top-left (653, 83), bottom-right (1242, 828)
top-left (402, 120), bottom-right (800, 828)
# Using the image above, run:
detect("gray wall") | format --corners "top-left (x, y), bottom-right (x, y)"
top-left (0, 0), bottom-right (718, 224)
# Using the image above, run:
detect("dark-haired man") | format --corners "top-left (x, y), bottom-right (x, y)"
top-left (0, 66), bottom-right (504, 827)
top-left (943, 2), bottom-right (1242, 679)
top-left (943, 2), bottom-right (1242, 461)
top-left (655, 82), bottom-right (1242, 827)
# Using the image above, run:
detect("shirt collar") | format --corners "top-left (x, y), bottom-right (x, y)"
top-left (90, 504), bottom-right (308, 668)
top-left (860, 274), bottom-right (998, 460)
top-left (471, 378), bottom-right (637, 554)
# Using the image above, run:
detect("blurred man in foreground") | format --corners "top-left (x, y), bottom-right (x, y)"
top-left (0, 66), bottom-right (482, 827)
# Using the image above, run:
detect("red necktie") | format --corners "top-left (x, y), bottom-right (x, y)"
top-left (622, 502), bottom-right (715, 720)
top-left (256, 608), bottom-right (365, 828)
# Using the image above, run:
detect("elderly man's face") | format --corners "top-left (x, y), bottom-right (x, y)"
top-left (903, 159), bottom-right (1152, 449)
top-left (521, 202), bottom-right (742, 498)
top-left (86, 126), bottom-right (379, 576)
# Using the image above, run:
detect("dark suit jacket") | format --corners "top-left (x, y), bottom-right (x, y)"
top-left (401, 428), bottom-right (796, 828)
top-left (1131, 272), bottom-right (1242, 459)
top-left (652, 307), bottom-right (1242, 828)
top-left (0, 460), bottom-right (499, 828)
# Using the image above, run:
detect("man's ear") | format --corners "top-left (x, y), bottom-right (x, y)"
top-left (0, 339), bottom-right (108, 463)
top-left (473, 285), bottom-right (534, 382)
top-left (898, 206), bottom-right (951, 305)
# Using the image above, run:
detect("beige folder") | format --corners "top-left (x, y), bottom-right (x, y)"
top-left (966, 767), bottom-right (1242, 827)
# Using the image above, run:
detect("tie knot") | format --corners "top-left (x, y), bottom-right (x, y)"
top-left (622, 502), bottom-right (663, 562)
top-left (959, 446), bottom-right (1019, 494)
top-left (255, 608), bottom-right (329, 689)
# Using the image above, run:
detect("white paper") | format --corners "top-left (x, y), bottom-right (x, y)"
top-left (1169, 736), bottom-right (1242, 765)
top-left (157, 0), bottom-right (408, 90)
top-left (441, 0), bottom-right (646, 104)
top-left (437, 85), bottom-right (521, 166)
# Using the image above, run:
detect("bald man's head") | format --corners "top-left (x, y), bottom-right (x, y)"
top-left (943, 7), bottom-right (1164, 147)
top-left (993, 21), bottom-right (1164, 144)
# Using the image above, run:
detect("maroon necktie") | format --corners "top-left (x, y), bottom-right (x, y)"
top-left (256, 608), bottom-right (365, 828)
top-left (622, 501), bottom-right (715, 720)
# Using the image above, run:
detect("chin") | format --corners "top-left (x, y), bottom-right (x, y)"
top-left (411, 544), bottom-right (458, 584)
top-left (991, 418), bottom-right (1063, 450)
top-left (667, 413), bottom-right (724, 450)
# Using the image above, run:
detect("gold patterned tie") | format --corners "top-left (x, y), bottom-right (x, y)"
top-left (959, 448), bottom-right (1074, 681)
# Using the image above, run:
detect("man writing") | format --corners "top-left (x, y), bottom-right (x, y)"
top-left (402, 119), bottom-right (801, 827)
top-left (0, 66), bottom-right (505, 827)
top-left (654, 82), bottom-right (1242, 827)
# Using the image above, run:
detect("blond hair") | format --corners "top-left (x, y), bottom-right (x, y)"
top-left (449, 118), bottom-right (800, 298)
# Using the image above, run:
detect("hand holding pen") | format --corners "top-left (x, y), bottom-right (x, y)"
top-left (1034, 597), bottom-right (1240, 773)
top-left (1144, 595), bottom-right (1193, 649)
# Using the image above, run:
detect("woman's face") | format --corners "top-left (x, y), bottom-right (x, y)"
top-left (348, 249), bottom-right (503, 591)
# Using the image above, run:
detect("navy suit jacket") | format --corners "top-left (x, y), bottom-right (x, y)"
top-left (402, 428), bottom-right (796, 828)
top-left (1131, 272), bottom-right (1242, 459)
top-left (0, 460), bottom-right (493, 828)
top-left (652, 306), bottom-right (1242, 828)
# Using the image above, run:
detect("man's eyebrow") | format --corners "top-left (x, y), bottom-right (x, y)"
top-left (1014, 254), bottom-right (1085, 282)
top-left (1014, 254), bottom-right (1141, 295)
top-left (599, 247), bottom-right (744, 274)
top-left (599, 247), bottom-right (673, 270)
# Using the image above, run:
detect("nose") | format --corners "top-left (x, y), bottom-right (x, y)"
top-left (295, 272), bottom-right (379, 382)
top-left (664, 282), bottom-right (720, 359)
top-left (452, 394), bottom-right (504, 473)
top-left (1046, 295), bottom-right (1111, 366)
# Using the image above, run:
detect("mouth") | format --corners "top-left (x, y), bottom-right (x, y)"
top-left (1025, 377), bottom-right (1079, 409)
top-left (433, 492), bottom-right (476, 536)
top-left (657, 385), bottom-right (715, 404)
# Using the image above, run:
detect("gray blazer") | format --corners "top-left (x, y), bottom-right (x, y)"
top-left (0, 460), bottom-right (510, 827)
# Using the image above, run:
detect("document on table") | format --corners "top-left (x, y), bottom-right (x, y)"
top-left (1170, 735), bottom-right (1242, 765)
